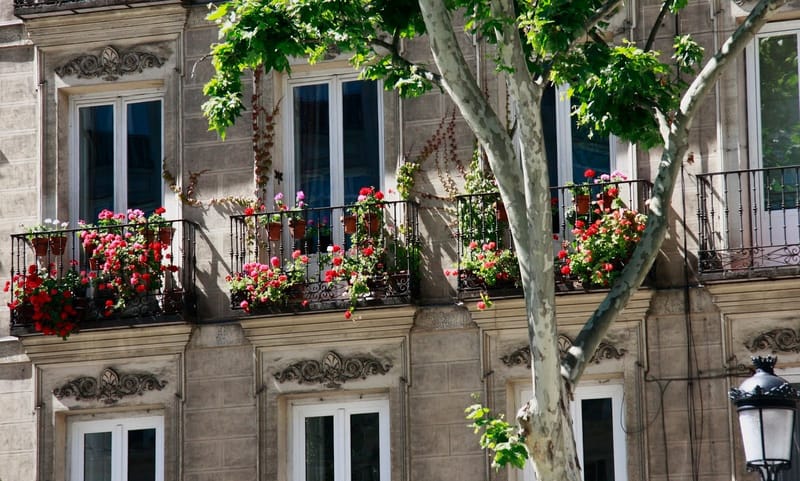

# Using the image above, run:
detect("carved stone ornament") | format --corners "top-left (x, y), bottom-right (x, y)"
top-left (53, 367), bottom-right (167, 405)
top-left (55, 46), bottom-right (165, 81)
top-left (274, 351), bottom-right (392, 389)
top-left (746, 328), bottom-right (800, 353)
top-left (501, 334), bottom-right (627, 368)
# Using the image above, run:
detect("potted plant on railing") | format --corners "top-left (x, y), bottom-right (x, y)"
top-left (24, 218), bottom-right (69, 256)
top-left (558, 207), bottom-right (647, 288)
top-left (147, 206), bottom-right (174, 244)
top-left (451, 240), bottom-right (521, 310)
top-left (5, 264), bottom-right (89, 339)
top-left (592, 170), bottom-right (629, 211)
top-left (304, 216), bottom-right (332, 251)
top-left (324, 240), bottom-right (387, 319)
top-left (80, 208), bottom-right (176, 316)
top-left (343, 187), bottom-right (384, 235)
top-left (263, 192), bottom-right (288, 241)
top-left (227, 250), bottom-right (309, 313)
top-left (566, 169), bottom-right (596, 215)
top-left (287, 190), bottom-right (308, 238)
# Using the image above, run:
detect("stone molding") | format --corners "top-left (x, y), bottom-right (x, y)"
top-left (501, 334), bottom-right (626, 368)
top-left (55, 45), bottom-right (165, 81)
top-left (745, 328), bottom-right (800, 353)
top-left (274, 351), bottom-right (392, 388)
top-left (53, 367), bottom-right (167, 404)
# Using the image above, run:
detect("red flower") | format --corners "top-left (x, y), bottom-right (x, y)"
top-left (561, 265), bottom-right (571, 275)
top-left (477, 301), bottom-right (487, 310)
top-left (344, 310), bottom-right (352, 320)
top-left (154, 206), bottom-right (166, 215)
top-left (374, 191), bottom-right (384, 200)
top-left (584, 168), bottom-right (596, 179)
top-left (244, 207), bottom-right (254, 216)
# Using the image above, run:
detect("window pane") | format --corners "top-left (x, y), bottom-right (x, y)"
top-left (350, 412), bottom-right (381, 481)
top-left (571, 122), bottom-right (610, 183)
top-left (542, 86), bottom-right (559, 188)
top-left (79, 105), bottom-right (114, 221)
top-left (342, 81), bottom-right (380, 203)
top-left (305, 415), bottom-right (334, 481)
top-left (295, 84), bottom-right (331, 207)
top-left (84, 431), bottom-right (112, 481)
top-left (127, 100), bottom-right (162, 213)
top-left (127, 428), bottom-right (156, 481)
top-left (759, 35), bottom-right (800, 208)
top-left (582, 398), bottom-right (615, 481)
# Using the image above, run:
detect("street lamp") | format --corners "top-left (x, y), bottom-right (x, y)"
top-left (730, 356), bottom-right (800, 481)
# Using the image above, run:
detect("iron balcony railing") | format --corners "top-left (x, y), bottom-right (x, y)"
top-left (697, 165), bottom-right (800, 279)
top-left (14, 0), bottom-right (187, 17)
top-left (8, 219), bottom-right (197, 334)
top-left (229, 200), bottom-right (420, 313)
top-left (456, 179), bottom-right (652, 297)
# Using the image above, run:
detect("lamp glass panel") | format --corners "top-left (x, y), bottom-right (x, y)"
top-left (739, 407), bottom-right (795, 464)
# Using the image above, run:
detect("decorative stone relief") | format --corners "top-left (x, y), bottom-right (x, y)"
top-left (501, 334), bottom-right (627, 368)
top-left (746, 328), bottom-right (800, 353)
top-left (53, 367), bottom-right (167, 405)
top-left (55, 45), bottom-right (165, 81)
top-left (274, 351), bottom-right (392, 388)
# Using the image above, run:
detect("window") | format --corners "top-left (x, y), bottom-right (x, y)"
top-left (69, 415), bottom-right (164, 481)
top-left (286, 75), bottom-right (383, 207)
top-left (70, 91), bottom-right (164, 222)
top-left (542, 85), bottom-right (616, 188)
top-left (291, 399), bottom-right (390, 481)
top-left (515, 383), bottom-right (627, 481)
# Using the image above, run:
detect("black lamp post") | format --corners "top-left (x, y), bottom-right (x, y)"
top-left (730, 356), bottom-right (800, 481)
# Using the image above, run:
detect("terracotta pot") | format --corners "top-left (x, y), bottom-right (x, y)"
top-left (289, 219), bottom-right (306, 238)
top-left (159, 227), bottom-right (175, 244)
top-left (49, 236), bottom-right (67, 256)
top-left (575, 194), bottom-right (591, 215)
top-left (143, 229), bottom-right (157, 243)
top-left (343, 215), bottom-right (357, 234)
top-left (30, 237), bottom-right (49, 256)
top-left (266, 222), bottom-right (282, 241)
top-left (364, 213), bottom-right (380, 233)
top-left (496, 202), bottom-right (508, 221)
top-left (83, 241), bottom-right (97, 257)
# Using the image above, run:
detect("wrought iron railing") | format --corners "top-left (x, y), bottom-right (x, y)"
top-left (229, 200), bottom-right (420, 313)
top-left (8, 220), bottom-right (197, 334)
top-left (697, 165), bottom-right (800, 278)
top-left (14, 0), bottom-right (184, 17)
top-left (456, 179), bottom-right (652, 297)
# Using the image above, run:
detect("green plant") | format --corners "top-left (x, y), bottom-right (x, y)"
top-left (24, 218), bottom-right (69, 240)
top-left (324, 240), bottom-right (386, 319)
top-left (397, 161), bottom-right (421, 200)
top-left (466, 400), bottom-right (529, 469)
top-left (558, 208), bottom-right (647, 287)
top-left (566, 168), bottom-right (596, 197)
top-left (5, 264), bottom-right (89, 339)
top-left (227, 250), bottom-right (309, 313)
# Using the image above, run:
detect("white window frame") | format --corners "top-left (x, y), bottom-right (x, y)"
top-left (68, 89), bottom-right (166, 223)
top-left (283, 72), bottom-right (385, 208)
top-left (514, 382), bottom-right (627, 481)
top-left (290, 398), bottom-right (391, 481)
top-left (68, 415), bottom-right (164, 481)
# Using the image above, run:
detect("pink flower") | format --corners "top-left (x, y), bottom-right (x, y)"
top-left (477, 301), bottom-right (487, 310)
top-left (270, 257), bottom-right (280, 268)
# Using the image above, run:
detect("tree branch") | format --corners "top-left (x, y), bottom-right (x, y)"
top-left (561, 0), bottom-right (791, 384)
top-left (644, 1), bottom-right (672, 52)
top-left (368, 38), bottom-right (444, 87)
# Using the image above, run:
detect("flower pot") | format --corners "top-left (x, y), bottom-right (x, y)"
top-left (289, 219), bottom-right (306, 238)
top-left (30, 237), bottom-right (49, 256)
top-left (575, 194), bottom-right (591, 215)
top-left (266, 222), bottom-right (282, 241)
top-left (143, 229), bottom-right (157, 243)
top-left (49, 236), bottom-right (67, 256)
top-left (343, 215), bottom-right (357, 234)
top-left (496, 202), bottom-right (508, 221)
top-left (364, 213), bottom-right (380, 233)
top-left (158, 227), bottom-right (175, 244)
top-left (83, 241), bottom-right (97, 257)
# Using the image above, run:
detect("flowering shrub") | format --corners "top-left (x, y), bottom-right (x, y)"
top-left (6, 264), bottom-right (89, 339)
top-left (227, 250), bottom-right (309, 313)
top-left (79, 208), bottom-right (177, 314)
top-left (345, 187), bottom-right (385, 235)
top-left (324, 240), bottom-right (386, 319)
top-left (268, 190), bottom-right (306, 223)
top-left (459, 241), bottom-right (520, 288)
top-left (558, 208), bottom-right (647, 287)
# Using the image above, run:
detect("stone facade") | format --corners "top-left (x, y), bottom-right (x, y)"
top-left (1, 1), bottom-right (799, 481)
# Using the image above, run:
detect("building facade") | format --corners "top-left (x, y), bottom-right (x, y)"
top-left (0, 0), bottom-right (799, 480)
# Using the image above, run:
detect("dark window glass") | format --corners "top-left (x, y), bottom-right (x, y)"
top-left (305, 415), bottom-right (335, 481)
top-left (582, 397), bottom-right (615, 481)
top-left (127, 101), bottom-right (162, 213)
top-left (350, 412), bottom-right (381, 481)
top-left (294, 84), bottom-right (331, 208)
top-left (127, 428), bottom-right (156, 481)
top-left (79, 105), bottom-right (114, 222)
top-left (84, 431), bottom-right (112, 481)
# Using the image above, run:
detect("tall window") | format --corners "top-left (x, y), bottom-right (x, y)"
top-left (747, 24), bottom-right (800, 210)
top-left (542, 86), bottom-right (615, 187)
top-left (69, 415), bottom-right (164, 481)
top-left (516, 383), bottom-right (627, 481)
top-left (288, 76), bottom-right (382, 207)
top-left (72, 92), bottom-right (163, 222)
top-left (291, 399), bottom-right (390, 481)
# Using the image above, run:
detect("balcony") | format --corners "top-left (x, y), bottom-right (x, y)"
top-left (8, 219), bottom-right (197, 337)
top-left (228, 200), bottom-right (420, 314)
top-left (697, 166), bottom-right (800, 280)
top-left (456, 179), bottom-right (652, 298)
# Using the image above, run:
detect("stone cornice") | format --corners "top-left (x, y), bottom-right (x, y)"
top-left (500, 333), bottom-right (627, 369)
top-left (22, 4), bottom-right (187, 47)
top-left (706, 278), bottom-right (800, 316)
top-left (19, 323), bottom-right (192, 363)
top-left (470, 289), bottom-right (654, 331)
top-left (240, 306), bottom-right (416, 347)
